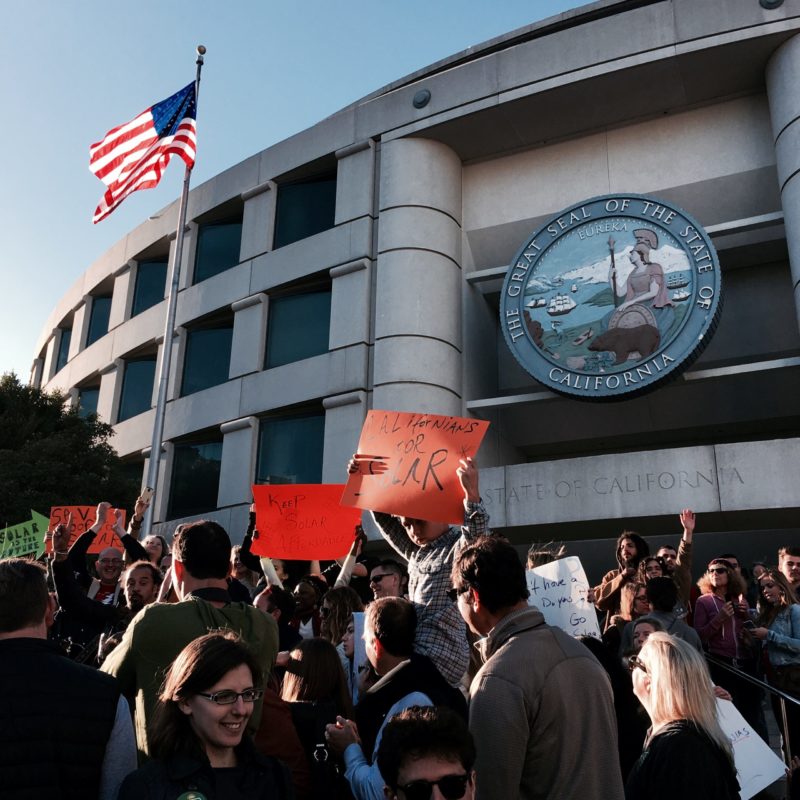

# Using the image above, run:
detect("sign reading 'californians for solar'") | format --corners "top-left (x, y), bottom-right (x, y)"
top-left (500, 194), bottom-right (722, 400)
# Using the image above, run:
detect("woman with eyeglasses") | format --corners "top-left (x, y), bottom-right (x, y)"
top-left (750, 568), bottom-right (800, 760)
top-left (625, 633), bottom-right (739, 799)
top-left (693, 557), bottom-right (762, 736)
top-left (117, 631), bottom-right (293, 799)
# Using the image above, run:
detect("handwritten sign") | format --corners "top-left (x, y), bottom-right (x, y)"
top-left (48, 506), bottom-right (126, 555)
top-left (251, 484), bottom-right (362, 560)
top-left (0, 511), bottom-right (49, 559)
top-left (341, 410), bottom-right (490, 524)
top-left (526, 556), bottom-right (601, 640)
top-left (716, 699), bottom-right (785, 800)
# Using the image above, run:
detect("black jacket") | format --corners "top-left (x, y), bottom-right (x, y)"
top-left (0, 637), bottom-right (121, 799)
top-left (118, 737), bottom-right (294, 800)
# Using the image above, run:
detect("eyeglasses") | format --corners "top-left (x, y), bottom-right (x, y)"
top-left (709, 567), bottom-right (728, 575)
top-left (369, 573), bottom-right (393, 584)
top-left (627, 655), bottom-right (648, 674)
top-left (398, 773), bottom-right (471, 800)
top-left (97, 558), bottom-right (122, 566)
top-left (445, 586), bottom-right (470, 602)
top-left (196, 688), bottom-right (263, 705)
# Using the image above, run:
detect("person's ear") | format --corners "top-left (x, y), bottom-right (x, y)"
top-left (45, 592), bottom-right (58, 629)
top-left (373, 637), bottom-right (385, 659)
top-left (172, 558), bottom-right (184, 584)
top-left (468, 586), bottom-right (483, 613)
top-left (177, 698), bottom-right (193, 716)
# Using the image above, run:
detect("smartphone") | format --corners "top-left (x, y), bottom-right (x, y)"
top-left (140, 486), bottom-right (154, 505)
top-left (742, 620), bottom-right (755, 630)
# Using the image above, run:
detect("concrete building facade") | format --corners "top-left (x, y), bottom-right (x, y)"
top-left (33, 0), bottom-right (800, 574)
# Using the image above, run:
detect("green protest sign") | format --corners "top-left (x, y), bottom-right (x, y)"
top-left (0, 511), bottom-right (49, 559)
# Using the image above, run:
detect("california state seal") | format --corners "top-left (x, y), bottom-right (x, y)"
top-left (499, 194), bottom-right (722, 400)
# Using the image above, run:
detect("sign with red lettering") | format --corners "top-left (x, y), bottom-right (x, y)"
top-left (47, 506), bottom-right (126, 555)
top-left (340, 410), bottom-right (489, 523)
top-left (250, 484), bottom-right (362, 559)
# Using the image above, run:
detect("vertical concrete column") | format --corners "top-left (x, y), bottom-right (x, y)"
top-left (230, 294), bottom-right (268, 378)
top-left (767, 34), bottom-right (800, 334)
top-left (218, 416), bottom-right (259, 508)
top-left (97, 360), bottom-right (120, 423)
top-left (374, 138), bottom-right (463, 414)
top-left (240, 181), bottom-right (276, 261)
top-left (145, 442), bottom-right (172, 524)
top-left (70, 299), bottom-right (90, 359)
top-left (108, 264), bottom-right (132, 331)
top-left (30, 357), bottom-right (44, 389)
top-left (42, 334), bottom-right (58, 383)
top-left (321, 391), bottom-right (368, 481)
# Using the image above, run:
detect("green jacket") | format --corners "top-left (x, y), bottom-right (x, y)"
top-left (101, 595), bottom-right (278, 761)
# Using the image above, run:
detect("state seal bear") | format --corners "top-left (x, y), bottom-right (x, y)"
top-left (588, 324), bottom-right (660, 365)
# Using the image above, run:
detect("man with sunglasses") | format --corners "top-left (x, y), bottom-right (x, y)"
top-left (453, 537), bottom-right (624, 800)
top-left (369, 560), bottom-right (407, 600)
top-left (377, 706), bottom-right (476, 800)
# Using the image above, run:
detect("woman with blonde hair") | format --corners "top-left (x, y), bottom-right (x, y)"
top-left (626, 632), bottom-right (739, 798)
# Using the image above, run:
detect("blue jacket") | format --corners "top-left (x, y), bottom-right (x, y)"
top-left (765, 604), bottom-right (800, 667)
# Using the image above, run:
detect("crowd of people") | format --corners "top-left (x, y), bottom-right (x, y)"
top-left (1, 457), bottom-right (799, 799)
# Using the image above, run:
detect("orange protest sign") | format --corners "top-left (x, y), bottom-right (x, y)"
top-left (48, 506), bottom-right (126, 555)
top-left (340, 410), bottom-right (489, 524)
top-left (250, 485), bottom-right (362, 560)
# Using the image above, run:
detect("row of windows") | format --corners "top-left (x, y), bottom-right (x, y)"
top-left (76, 287), bottom-right (332, 425)
top-left (52, 170), bottom-right (337, 376)
top-left (168, 411), bottom-right (324, 519)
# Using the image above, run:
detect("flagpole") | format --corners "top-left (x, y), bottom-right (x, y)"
top-left (142, 45), bottom-right (206, 538)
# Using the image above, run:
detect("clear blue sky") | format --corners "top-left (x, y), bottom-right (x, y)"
top-left (1, 0), bottom-right (581, 379)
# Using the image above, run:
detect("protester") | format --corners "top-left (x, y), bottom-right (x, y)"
top-left (605, 581), bottom-right (649, 654)
top-left (453, 536), bottom-right (624, 799)
top-left (117, 631), bottom-right (292, 799)
top-left (526, 541), bottom-right (566, 569)
top-left (140, 534), bottom-right (170, 569)
top-left (281, 637), bottom-right (353, 798)
top-left (377, 706), bottom-right (476, 800)
top-left (625, 632), bottom-right (739, 799)
top-left (122, 559), bottom-right (161, 614)
top-left (325, 597), bottom-right (467, 800)
top-left (231, 545), bottom-right (262, 598)
top-left (320, 585), bottom-right (364, 646)
top-left (693, 557), bottom-right (762, 734)
top-left (594, 531), bottom-right (650, 631)
top-left (349, 453), bottom-right (489, 686)
top-left (637, 557), bottom-right (664, 583)
top-left (746, 561), bottom-right (768, 609)
top-left (751, 567), bottom-right (800, 759)
top-left (256, 585), bottom-right (302, 652)
top-left (291, 576), bottom-right (324, 639)
top-left (0, 558), bottom-right (136, 799)
top-left (102, 519), bottom-right (279, 759)
top-left (780, 546), bottom-right (800, 594)
top-left (369, 559), bottom-right (407, 600)
top-left (656, 508), bottom-right (696, 615)
top-left (630, 616), bottom-right (663, 652)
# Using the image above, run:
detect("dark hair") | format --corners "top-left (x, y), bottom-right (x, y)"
top-left (620, 582), bottom-right (648, 621)
top-left (646, 577), bottom-right (677, 613)
top-left (172, 520), bottom-right (231, 580)
top-left (148, 631), bottom-right (263, 760)
top-left (453, 536), bottom-right (529, 614)
top-left (366, 597), bottom-right (417, 657)
top-left (637, 557), bottom-right (665, 584)
top-left (719, 553), bottom-right (740, 565)
top-left (266, 586), bottom-right (296, 620)
top-left (756, 568), bottom-right (799, 628)
top-left (145, 534), bottom-right (170, 564)
top-left (297, 574), bottom-right (327, 603)
top-left (280, 637), bottom-right (353, 718)
top-left (123, 559), bottom-right (163, 587)
top-left (697, 559), bottom-right (747, 598)
top-left (0, 559), bottom-right (48, 632)
top-left (779, 546), bottom-right (800, 561)
top-left (377, 705), bottom-right (475, 791)
top-left (320, 586), bottom-right (363, 645)
top-left (616, 532), bottom-right (649, 569)
top-left (526, 541), bottom-right (566, 569)
top-left (375, 559), bottom-right (407, 579)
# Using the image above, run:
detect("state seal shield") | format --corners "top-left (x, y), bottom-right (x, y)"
top-left (500, 195), bottom-right (722, 400)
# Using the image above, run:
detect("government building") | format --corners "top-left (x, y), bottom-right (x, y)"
top-left (31, 0), bottom-right (800, 574)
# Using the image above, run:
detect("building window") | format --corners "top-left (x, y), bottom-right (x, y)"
top-left (273, 171), bottom-right (337, 249)
top-left (168, 439), bottom-right (223, 519)
top-left (181, 323), bottom-right (233, 397)
top-left (194, 219), bottom-right (243, 283)
top-left (77, 387), bottom-right (99, 418)
top-left (86, 296), bottom-right (112, 347)
top-left (118, 357), bottom-right (157, 422)
top-left (55, 328), bottom-right (72, 373)
top-left (255, 411), bottom-right (324, 484)
top-left (132, 259), bottom-right (168, 316)
top-left (265, 289), bottom-right (331, 369)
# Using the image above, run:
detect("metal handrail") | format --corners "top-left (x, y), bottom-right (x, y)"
top-left (705, 653), bottom-right (798, 767)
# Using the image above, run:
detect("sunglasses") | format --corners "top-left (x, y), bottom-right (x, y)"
top-left (628, 654), bottom-right (648, 674)
top-left (445, 586), bottom-right (470, 602)
top-left (370, 573), bottom-right (393, 584)
top-left (708, 567), bottom-right (728, 575)
top-left (398, 773), bottom-right (471, 800)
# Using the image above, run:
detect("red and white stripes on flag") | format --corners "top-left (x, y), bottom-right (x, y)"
top-left (89, 83), bottom-right (197, 223)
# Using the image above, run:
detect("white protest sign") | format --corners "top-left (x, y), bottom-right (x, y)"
top-left (717, 698), bottom-right (785, 800)
top-left (352, 611), bottom-right (367, 706)
top-left (526, 556), bottom-right (601, 640)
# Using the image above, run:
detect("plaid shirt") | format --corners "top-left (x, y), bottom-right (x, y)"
top-left (373, 501), bottom-right (490, 685)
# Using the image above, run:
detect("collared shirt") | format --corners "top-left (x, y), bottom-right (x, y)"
top-left (373, 501), bottom-right (489, 685)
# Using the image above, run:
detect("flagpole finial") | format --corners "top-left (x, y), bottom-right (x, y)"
top-left (197, 45), bottom-right (206, 56)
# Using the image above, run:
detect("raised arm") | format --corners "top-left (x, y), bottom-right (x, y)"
top-left (67, 501), bottom-right (112, 579)
top-left (457, 457), bottom-right (490, 542)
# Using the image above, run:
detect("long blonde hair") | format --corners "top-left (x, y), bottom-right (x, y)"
top-left (638, 633), bottom-right (734, 766)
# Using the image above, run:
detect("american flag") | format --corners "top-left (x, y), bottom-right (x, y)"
top-left (90, 83), bottom-right (197, 223)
